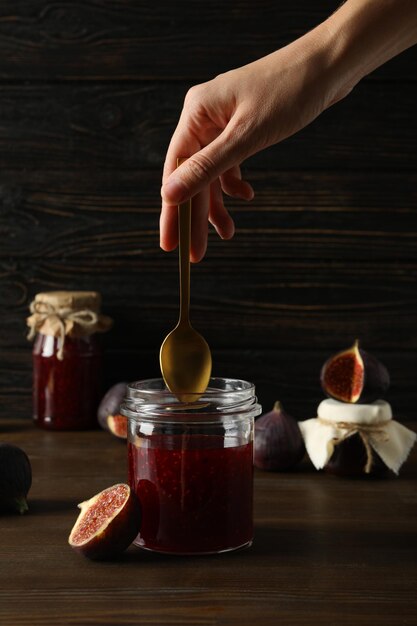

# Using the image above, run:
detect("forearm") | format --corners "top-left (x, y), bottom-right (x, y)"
top-left (322, 0), bottom-right (417, 100)
top-left (242, 0), bottom-right (417, 121)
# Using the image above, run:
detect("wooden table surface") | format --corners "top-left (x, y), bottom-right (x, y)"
top-left (1, 418), bottom-right (416, 626)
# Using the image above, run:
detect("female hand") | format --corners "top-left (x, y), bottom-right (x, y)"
top-left (160, 0), bottom-right (417, 262)
top-left (160, 34), bottom-right (338, 261)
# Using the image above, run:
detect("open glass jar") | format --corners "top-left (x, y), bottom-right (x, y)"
top-left (121, 377), bottom-right (261, 555)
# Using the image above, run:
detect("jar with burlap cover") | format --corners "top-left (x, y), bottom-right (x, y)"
top-left (28, 291), bottom-right (112, 430)
top-left (300, 398), bottom-right (416, 476)
top-left (27, 291), bottom-right (112, 360)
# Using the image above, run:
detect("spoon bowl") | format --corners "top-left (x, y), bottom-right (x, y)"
top-left (160, 158), bottom-right (212, 401)
top-left (160, 323), bottom-right (212, 403)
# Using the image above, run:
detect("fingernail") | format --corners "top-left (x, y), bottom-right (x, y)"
top-left (162, 179), bottom-right (186, 203)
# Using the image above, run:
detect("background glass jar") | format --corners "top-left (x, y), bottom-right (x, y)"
top-left (121, 377), bottom-right (261, 555)
top-left (32, 333), bottom-right (103, 430)
top-left (28, 291), bottom-right (112, 430)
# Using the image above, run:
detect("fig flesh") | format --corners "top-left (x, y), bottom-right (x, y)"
top-left (108, 414), bottom-right (128, 439)
top-left (97, 382), bottom-right (128, 438)
top-left (0, 443), bottom-right (32, 514)
top-left (68, 483), bottom-right (141, 560)
top-left (254, 402), bottom-right (305, 471)
top-left (320, 341), bottom-right (390, 404)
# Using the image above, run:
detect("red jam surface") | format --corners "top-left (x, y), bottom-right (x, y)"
top-left (33, 333), bottom-right (103, 430)
top-left (128, 434), bottom-right (253, 554)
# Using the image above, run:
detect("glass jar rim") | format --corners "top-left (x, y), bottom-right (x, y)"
top-left (120, 377), bottom-right (261, 424)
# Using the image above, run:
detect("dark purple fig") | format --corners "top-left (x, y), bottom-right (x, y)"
top-left (324, 433), bottom-right (389, 478)
top-left (98, 382), bottom-right (128, 438)
top-left (0, 443), bottom-right (32, 514)
top-left (320, 340), bottom-right (390, 404)
top-left (254, 402), bottom-right (305, 471)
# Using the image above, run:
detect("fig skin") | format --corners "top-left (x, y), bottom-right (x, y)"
top-left (320, 341), bottom-right (390, 404)
top-left (254, 402), bottom-right (305, 471)
top-left (325, 434), bottom-right (389, 478)
top-left (97, 382), bottom-right (128, 436)
top-left (0, 443), bottom-right (32, 514)
top-left (359, 349), bottom-right (390, 403)
top-left (68, 484), bottom-right (141, 560)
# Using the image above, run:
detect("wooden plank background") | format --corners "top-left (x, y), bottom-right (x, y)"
top-left (1, 0), bottom-right (416, 420)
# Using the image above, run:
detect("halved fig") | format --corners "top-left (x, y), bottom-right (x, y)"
top-left (108, 414), bottom-right (128, 439)
top-left (98, 382), bottom-right (128, 439)
top-left (320, 340), bottom-right (390, 404)
top-left (68, 483), bottom-right (141, 560)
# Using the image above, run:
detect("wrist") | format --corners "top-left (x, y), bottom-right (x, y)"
top-left (320, 0), bottom-right (417, 103)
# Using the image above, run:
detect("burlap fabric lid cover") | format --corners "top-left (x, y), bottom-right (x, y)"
top-left (299, 398), bottom-right (416, 475)
top-left (27, 291), bottom-right (113, 359)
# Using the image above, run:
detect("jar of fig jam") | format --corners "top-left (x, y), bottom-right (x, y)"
top-left (121, 378), bottom-right (261, 555)
top-left (324, 432), bottom-right (389, 478)
top-left (27, 291), bottom-right (112, 430)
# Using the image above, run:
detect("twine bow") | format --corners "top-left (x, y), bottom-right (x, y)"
top-left (27, 301), bottom-right (99, 360)
top-left (318, 418), bottom-right (390, 473)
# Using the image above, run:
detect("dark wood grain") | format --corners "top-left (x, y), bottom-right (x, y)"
top-left (0, 0), bottom-right (415, 81)
top-left (1, 170), bottom-right (416, 260)
top-left (1, 256), bottom-right (417, 350)
top-left (0, 0), bottom-right (416, 428)
top-left (1, 348), bottom-right (416, 422)
top-left (0, 419), bottom-right (416, 625)
top-left (0, 80), bottom-right (416, 170)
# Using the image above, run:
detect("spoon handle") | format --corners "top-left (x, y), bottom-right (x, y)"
top-left (177, 158), bottom-right (191, 326)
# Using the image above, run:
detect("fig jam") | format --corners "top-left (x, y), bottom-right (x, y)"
top-left (122, 378), bottom-right (261, 555)
top-left (33, 333), bottom-right (103, 430)
top-left (128, 434), bottom-right (253, 554)
top-left (324, 433), bottom-right (389, 478)
top-left (28, 290), bottom-right (111, 430)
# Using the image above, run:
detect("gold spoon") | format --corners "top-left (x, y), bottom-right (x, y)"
top-left (159, 158), bottom-right (212, 402)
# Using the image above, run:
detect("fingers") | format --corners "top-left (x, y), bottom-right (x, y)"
top-left (209, 179), bottom-right (235, 240)
top-left (220, 165), bottom-right (254, 201)
top-left (190, 186), bottom-right (209, 263)
top-left (159, 202), bottom-right (178, 252)
top-left (160, 120), bottom-right (199, 252)
top-left (161, 124), bottom-right (245, 206)
top-left (160, 95), bottom-right (255, 259)
top-left (160, 146), bottom-right (252, 257)
top-left (160, 179), bottom-right (235, 259)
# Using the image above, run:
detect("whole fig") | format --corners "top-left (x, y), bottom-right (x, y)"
top-left (320, 340), bottom-right (390, 404)
top-left (254, 402), bottom-right (305, 471)
top-left (98, 382), bottom-right (128, 439)
top-left (0, 443), bottom-right (32, 514)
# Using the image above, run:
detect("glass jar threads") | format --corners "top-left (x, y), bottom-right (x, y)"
top-left (27, 291), bottom-right (112, 430)
top-left (121, 377), bottom-right (261, 555)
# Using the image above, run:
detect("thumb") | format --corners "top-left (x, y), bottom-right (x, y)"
top-left (161, 126), bottom-right (247, 204)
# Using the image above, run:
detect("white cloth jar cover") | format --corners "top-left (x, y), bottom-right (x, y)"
top-left (299, 398), bottom-right (416, 474)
